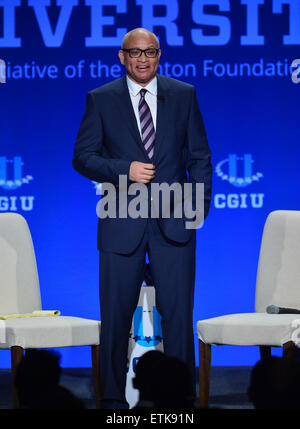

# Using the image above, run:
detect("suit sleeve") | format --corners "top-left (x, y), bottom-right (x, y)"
top-left (185, 87), bottom-right (212, 220)
top-left (72, 91), bottom-right (131, 185)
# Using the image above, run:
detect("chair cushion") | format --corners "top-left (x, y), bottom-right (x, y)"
top-left (0, 316), bottom-right (100, 349)
top-left (197, 313), bottom-right (300, 346)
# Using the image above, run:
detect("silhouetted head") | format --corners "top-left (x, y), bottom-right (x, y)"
top-left (248, 356), bottom-right (300, 409)
top-left (133, 350), bottom-right (193, 408)
top-left (14, 349), bottom-right (84, 409)
top-left (133, 350), bottom-right (167, 401)
top-left (154, 355), bottom-right (193, 408)
top-left (15, 349), bottom-right (61, 391)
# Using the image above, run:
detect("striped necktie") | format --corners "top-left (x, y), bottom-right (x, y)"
top-left (138, 89), bottom-right (155, 160)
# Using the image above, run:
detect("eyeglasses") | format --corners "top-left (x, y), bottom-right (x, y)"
top-left (121, 48), bottom-right (160, 58)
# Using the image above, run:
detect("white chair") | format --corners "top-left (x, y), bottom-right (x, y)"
top-left (0, 213), bottom-right (102, 408)
top-left (197, 210), bottom-right (300, 408)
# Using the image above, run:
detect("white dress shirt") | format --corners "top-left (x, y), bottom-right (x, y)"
top-left (126, 75), bottom-right (157, 137)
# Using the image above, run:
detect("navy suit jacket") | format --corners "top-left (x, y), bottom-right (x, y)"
top-left (73, 74), bottom-right (212, 254)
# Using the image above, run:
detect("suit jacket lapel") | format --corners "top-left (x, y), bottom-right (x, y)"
top-left (125, 88), bottom-right (142, 147)
top-left (113, 75), bottom-right (143, 148)
top-left (113, 74), bottom-right (170, 162)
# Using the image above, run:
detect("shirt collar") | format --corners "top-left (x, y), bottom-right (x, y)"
top-left (126, 75), bottom-right (157, 97)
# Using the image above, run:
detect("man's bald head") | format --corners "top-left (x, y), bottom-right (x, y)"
top-left (121, 28), bottom-right (160, 49)
top-left (118, 27), bottom-right (161, 87)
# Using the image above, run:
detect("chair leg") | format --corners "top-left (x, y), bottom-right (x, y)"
top-left (282, 341), bottom-right (297, 360)
top-left (91, 345), bottom-right (103, 409)
top-left (259, 345), bottom-right (271, 360)
top-left (198, 340), bottom-right (211, 408)
top-left (10, 346), bottom-right (24, 409)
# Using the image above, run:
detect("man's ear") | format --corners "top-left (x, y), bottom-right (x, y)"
top-left (118, 50), bottom-right (125, 65)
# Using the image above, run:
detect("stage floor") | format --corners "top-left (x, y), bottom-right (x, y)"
top-left (0, 366), bottom-right (254, 409)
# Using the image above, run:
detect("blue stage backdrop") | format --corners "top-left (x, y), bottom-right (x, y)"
top-left (1, 0), bottom-right (299, 369)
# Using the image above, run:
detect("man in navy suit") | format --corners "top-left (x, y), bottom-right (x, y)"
top-left (73, 28), bottom-right (212, 409)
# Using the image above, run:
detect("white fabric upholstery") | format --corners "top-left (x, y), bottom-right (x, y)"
top-left (255, 210), bottom-right (300, 312)
top-left (197, 210), bottom-right (300, 347)
top-left (0, 213), bottom-right (41, 314)
top-left (197, 313), bottom-right (300, 346)
top-left (0, 213), bottom-right (100, 350)
top-left (0, 316), bottom-right (100, 349)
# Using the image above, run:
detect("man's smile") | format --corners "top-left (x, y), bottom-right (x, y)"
top-left (136, 65), bottom-right (149, 71)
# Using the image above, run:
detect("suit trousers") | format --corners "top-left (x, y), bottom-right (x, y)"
top-left (99, 217), bottom-right (196, 408)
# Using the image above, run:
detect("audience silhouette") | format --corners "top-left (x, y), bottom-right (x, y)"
top-left (14, 347), bottom-right (300, 409)
top-left (14, 349), bottom-right (85, 409)
top-left (247, 355), bottom-right (300, 409)
top-left (132, 350), bottom-right (166, 408)
top-left (133, 350), bottom-right (194, 409)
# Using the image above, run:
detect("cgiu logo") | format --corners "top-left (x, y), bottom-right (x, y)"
top-left (214, 153), bottom-right (264, 209)
top-left (216, 154), bottom-right (263, 187)
top-left (131, 305), bottom-right (163, 347)
top-left (0, 156), bottom-right (34, 212)
top-left (0, 156), bottom-right (33, 190)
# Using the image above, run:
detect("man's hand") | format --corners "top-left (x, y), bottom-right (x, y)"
top-left (129, 161), bottom-right (155, 184)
